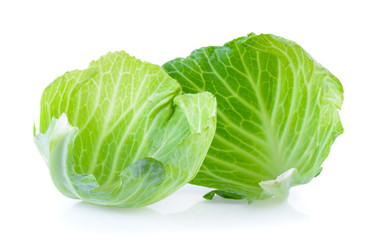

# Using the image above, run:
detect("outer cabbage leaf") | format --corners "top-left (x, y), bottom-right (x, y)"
top-left (34, 51), bottom-right (216, 207)
top-left (163, 33), bottom-right (343, 201)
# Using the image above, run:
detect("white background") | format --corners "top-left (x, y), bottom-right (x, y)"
top-left (1, 0), bottom-right (380, 239)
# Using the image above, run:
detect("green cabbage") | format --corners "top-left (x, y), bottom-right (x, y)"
top-left (34, 51), bottom-right (217, 207)
top-left (163, 33), bottom-right (343, 201)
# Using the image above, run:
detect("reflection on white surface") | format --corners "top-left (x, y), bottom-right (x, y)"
top-left (61, 185), bottom-right (307, 236)
top-left (169, 197), bottom-right (308, 230)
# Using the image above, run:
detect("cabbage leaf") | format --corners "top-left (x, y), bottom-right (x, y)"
top-left (163, 33), bottom-right (343, 201)
top-left (34, 51), bottom-right (216, 207)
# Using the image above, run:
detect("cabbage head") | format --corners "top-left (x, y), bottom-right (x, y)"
top-left (163, 33), bottom-right (343, 201)
top-left (34, 51), bottom-right (217, 207)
